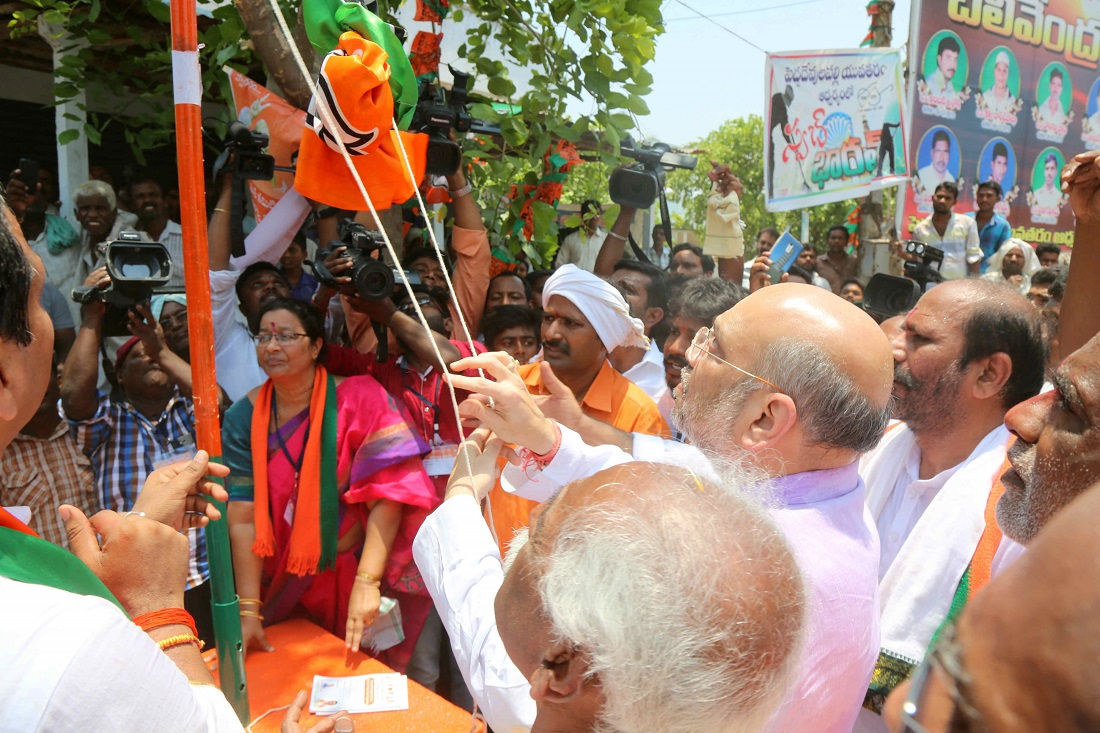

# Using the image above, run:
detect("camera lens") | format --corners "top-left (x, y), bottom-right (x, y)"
top-left (354, 260), bottom-right (396, 300)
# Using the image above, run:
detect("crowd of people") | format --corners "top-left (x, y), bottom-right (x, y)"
top-left (1, 136), bottom-right (1098, 733)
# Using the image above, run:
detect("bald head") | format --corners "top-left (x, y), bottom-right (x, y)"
top-left (719, 283), bottom-right (894, 411)
top-left (525, 462), bottom-right (805, 733)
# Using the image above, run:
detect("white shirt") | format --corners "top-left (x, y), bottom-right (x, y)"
top-left (555, 228), bottom-right (608, 272)
top-left (912, 212), bottom-right (981, 280)
top-left (210, 190), bottom-right (312, 402)
top-left (471, 427), bottom-right (879, 733)
top-left (1038, 99), bottom-right (1066, 126)
top-left (873, 442), bottom-right (962, 578)
top-left (413, 495), bottom-right (536, 733)
top-left (926, 69), bottom-right (958, 100)
top-left (622, 340), bottom-right (674, 422)
top-left (916, 164), bottom-right (955, 194)
top-left (1033, 184), bottom-right (1064, 209)
top-left (985, 90), bottom-right (1016, 114)
top-left (140, 220), bottom-right (186, 288)
top-left (0, 577), bottom-right (244, 733)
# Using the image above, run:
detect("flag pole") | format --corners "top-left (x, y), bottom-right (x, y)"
top-left (168, 0), bottom-right (250, 722)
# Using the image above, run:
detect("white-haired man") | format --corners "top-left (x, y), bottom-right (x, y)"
top-left (417, 453), bottom-right (807, 733)
top-left (30, 179), bottom-right (138, 325)
top-left (437, 283), bottom-right (893, 732)
top-left (485, 264), bottom-right (669, 554)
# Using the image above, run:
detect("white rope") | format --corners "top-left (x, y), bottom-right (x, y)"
top-left (261, 0), bottom-right (483, 511)
top-left (389, 123), bottom-right (481, 357)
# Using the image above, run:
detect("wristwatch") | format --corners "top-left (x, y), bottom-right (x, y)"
top-left (315, 206), bottom-right (340, 219)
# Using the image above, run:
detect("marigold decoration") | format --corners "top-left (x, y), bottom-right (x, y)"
top-left (414, 0), bottom-right (450, 23)
top-left (410, 31), bottom-right (443, 78)
top-left (512, 140), bottom-right (585, 242)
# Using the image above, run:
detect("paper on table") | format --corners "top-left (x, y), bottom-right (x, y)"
top-left (309, 672), bottom-right (409, 715)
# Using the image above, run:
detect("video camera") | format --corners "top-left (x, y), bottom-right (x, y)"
top-left (608, 137), bottom-right (697, 250)
top-left (312, 219), bottom-right (420, 301)
top-left (608, 137), bottom-right (697, 210)
top-left (862, 240), bottom-right (946, 319)
top-left (410, 65), bottom-right (502, 175)
top-left (213, 120), bottom-right (275, 181)
top-left (71, 232), bottom-right (174, 336)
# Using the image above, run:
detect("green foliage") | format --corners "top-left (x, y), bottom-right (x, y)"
top-left (455, 0), bottom-right (663, 263)
top-left (10, 0), bottom-right (256, 163)
top-left (16, 0), bottom-right (663, 266)
top-left (666, 115), bottom-right (861, 255)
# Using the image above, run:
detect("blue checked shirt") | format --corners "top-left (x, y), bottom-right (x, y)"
top-left (66, 389), bottom-right (208, 590)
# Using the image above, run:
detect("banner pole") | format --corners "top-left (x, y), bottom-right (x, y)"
top-left (168, 0), bottom-right (249, 722)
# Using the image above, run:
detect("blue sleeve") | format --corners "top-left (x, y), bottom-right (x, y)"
top-left (221, 397), bottom-right (256, 502)
top-left (41, 283), bottom-right (75, 330)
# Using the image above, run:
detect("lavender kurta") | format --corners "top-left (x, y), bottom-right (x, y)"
top-left (420, 426), bottom-right (879, 733)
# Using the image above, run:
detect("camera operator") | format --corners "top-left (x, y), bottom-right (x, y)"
top-left (342, 166), bottom-right (492, 353)
top-left (59, 271), bottom-right (218, 648)
top-left (911, 182), bottom-right (981, 280)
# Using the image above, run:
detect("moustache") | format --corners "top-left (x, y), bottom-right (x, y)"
top-left (665, 354), bottom-right (689, 370)
top-left (893, 364), bottom-right (919, 391)
top-left (1006, 440), bottom-right (1035, 484)
top-left (543, 339), bottom-right (570, 355)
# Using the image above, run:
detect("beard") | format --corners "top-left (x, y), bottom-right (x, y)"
top-left (673, 366), bottom-right (758, 456)
top-left (891, 361), bottom-right (966, 435)
top-left (996, 440), bottom-right (1041, 544)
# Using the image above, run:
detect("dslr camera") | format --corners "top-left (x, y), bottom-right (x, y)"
top-left (214, 120), bottom-right (275, 181)
top-left (410, 66), bottom-right (501, 175)
top-left (608, 136), bottom-right (698, 210)
top-left (313, 220), bottom-right (420, 301)
top-left (71, 232), bottom-right (174, 336)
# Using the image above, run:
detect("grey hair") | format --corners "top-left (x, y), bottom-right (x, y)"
top-left (74, 179), bottom-right (117, 210)
top-left (535, 464), bottom-right (805, 733)
top-left (753, 337), bottom-right (890, 454)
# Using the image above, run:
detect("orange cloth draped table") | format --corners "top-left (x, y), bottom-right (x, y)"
top-left (214, 618), bottom-right (485, 732)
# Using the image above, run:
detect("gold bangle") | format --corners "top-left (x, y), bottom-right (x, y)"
top-left (240, 610), bottom-right (264, 620)
top-left (355, 571), bottom-right (381, 585)
top-left (158, 633), bottom-right (203, 651)
top-left (213, 207), bottom-right (230, 214)
top-left (238, 597), bottom-right (262, 606)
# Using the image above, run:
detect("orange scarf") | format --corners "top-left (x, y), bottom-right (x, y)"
top-left (250, 365), bottom-right (334, 576)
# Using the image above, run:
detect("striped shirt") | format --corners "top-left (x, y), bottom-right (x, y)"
top-left (65, 390), bottom-right (208, 590)
top-left (140, 220), bottom-right (186, 288)
top-left (1, 420), bottom-right (99, 548)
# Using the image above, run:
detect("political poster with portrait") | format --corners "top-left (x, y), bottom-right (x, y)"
top-left (902, 0), bottom-right (1100, 248)
top-left (763, 48), bottom-right (909, 213)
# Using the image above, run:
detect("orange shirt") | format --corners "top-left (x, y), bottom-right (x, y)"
top-left (486, 360), bottom-right (670, 555)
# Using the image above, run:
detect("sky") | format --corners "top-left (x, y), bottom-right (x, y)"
top-left (633, 0), bottom-right (914, 147)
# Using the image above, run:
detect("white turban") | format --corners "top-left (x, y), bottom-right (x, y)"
top-left (542, 265), bottom-right (649, 351)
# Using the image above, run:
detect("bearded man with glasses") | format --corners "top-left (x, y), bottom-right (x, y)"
top-left (433, 282), bottom-right (895, 733)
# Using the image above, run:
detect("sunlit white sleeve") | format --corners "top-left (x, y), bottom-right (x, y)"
top-left (412, 496), bottom-right (536, 733)
top-left (501, 424), bottom-right (634, 502)
top-left (0, 578), bottom-right (244, 733)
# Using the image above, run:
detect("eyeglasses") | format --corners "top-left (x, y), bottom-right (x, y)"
top-left (253, 331), bottom-right (309, 345)
top-left (686, 327), bottom-right (783, 392)
top-left (159, 310), bottom-right (188, 329)
top-left (900, 622), bottom-right (983, 733)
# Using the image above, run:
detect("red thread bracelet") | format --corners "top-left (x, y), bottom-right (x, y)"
top-left (133, 608), bottom-right (198, 638)
top-left (518, 423), bottom-right (563, 477)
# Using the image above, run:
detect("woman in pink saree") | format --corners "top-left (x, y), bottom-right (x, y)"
top-left (224, 298), bottom-right (437, 672)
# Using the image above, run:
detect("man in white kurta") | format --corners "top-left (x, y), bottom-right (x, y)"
top-left (853, 279), bottom-right (1045, 732)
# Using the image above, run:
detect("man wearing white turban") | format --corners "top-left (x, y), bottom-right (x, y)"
top-left (483, 264), bottom-right (669, 553)
top-left (980, 238), bottom-right (1042, 295)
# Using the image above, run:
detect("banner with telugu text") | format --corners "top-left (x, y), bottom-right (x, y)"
top-left (902, 0), bottom-right (1098, 248)
top-left (225, 68), bottom-right (307, 223)
top-left (764, 48), bottom-right (909, 213)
